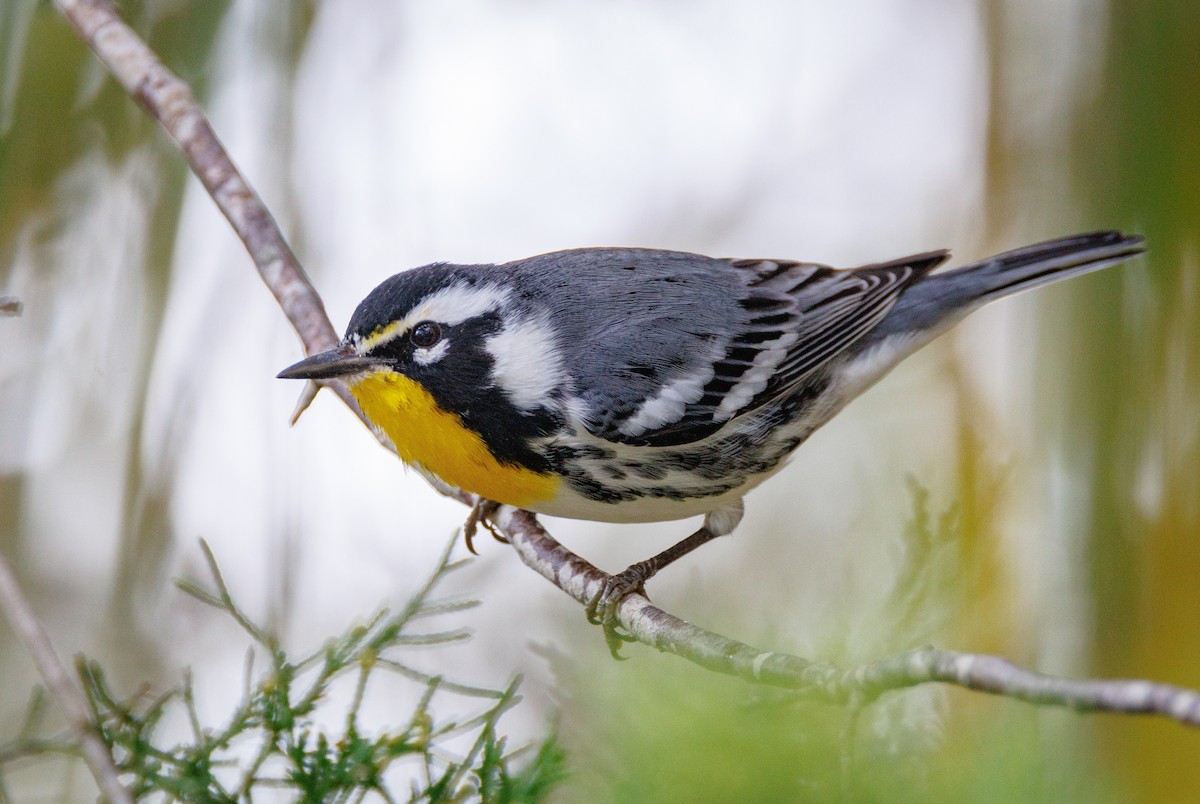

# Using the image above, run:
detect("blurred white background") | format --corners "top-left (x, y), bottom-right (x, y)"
top-left (4, 0), bottom-right (1196, 799)
top-left (160, 0), bottom-right (999, 711)
top-left (0, 0), bottom-right (1061, 743)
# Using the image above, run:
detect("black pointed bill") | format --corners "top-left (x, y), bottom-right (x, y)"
top-left (277, 343), bottom-right (380, 380)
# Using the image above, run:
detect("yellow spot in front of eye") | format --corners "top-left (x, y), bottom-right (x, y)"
top-left (358, 320), bottom-right (406, 353)
top-left (347, 369), bottom-right (559, 508)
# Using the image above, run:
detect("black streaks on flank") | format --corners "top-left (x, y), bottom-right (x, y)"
top-left (645, 481), bottom-right (741, 500)
top-left (562, 470), bottom-right (636, 504)
top-left (627, 462), bottom-right (667, 480)
top-left (543, 443), bottom-right (616, 469)
top-left (600, 464), bottom-right (627, 481)
top-left (546, 372), bottom-right (833, 505)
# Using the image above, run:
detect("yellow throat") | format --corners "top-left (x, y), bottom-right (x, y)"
top-left (347, 369), bottom-right (559, 509)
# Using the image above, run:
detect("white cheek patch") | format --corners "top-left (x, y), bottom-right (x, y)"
top-left (413, 339), bottom-right (450, 366)
top-left (485, 314), bottom-right (563, 411)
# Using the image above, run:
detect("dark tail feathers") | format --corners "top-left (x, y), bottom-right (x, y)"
top-left (961, 230), bottom-right (1145, 303)
top-left (876, 230), bottom-right (1145, 338)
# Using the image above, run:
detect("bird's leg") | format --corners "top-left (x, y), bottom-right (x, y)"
top-left (587, 500), bottom-right (744, 658)
top-left (462, 498), bottom-right (502, 555)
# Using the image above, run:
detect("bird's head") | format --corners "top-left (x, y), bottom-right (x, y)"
top-left (277, 265), bottom-right (565, 489)
top-left (278, 265), bottom-right (516, 394)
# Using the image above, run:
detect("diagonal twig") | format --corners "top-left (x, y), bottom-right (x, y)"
top-left (52, 0), bottom-right (369, 430)
top-left (51, 0), bottom-right (1200, 738)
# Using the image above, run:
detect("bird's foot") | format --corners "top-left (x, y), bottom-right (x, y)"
top-left (585, 560), bottom-right (658, 659)
top-left (462, 498), bottom-right (503, 555)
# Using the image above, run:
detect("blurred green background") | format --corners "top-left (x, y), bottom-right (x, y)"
top-left (1, 1), bottom-right (1197, 800)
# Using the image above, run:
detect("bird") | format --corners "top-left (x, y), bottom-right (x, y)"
top-left (278, 230), bottom-right (1144, 652)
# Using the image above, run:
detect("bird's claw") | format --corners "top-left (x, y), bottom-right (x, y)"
top-left (585, 563), bottom-right (654, 659)
top-left (462, 499), bottom-right (502, 555)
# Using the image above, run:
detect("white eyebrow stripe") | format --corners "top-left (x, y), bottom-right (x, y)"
top-left (357, 282), bottom-right (510, 353)
top-left (405, 282), bottom-right (511, 329)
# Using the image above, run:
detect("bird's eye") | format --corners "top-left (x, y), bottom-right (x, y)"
top-left (410, 321), bottom-right (442, 348)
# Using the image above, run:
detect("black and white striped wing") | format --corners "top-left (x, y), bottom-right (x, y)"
top-left (598, 252), bottom-right (946, 447)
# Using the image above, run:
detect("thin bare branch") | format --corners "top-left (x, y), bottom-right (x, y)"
top-left (494, 507), bottom-right (1200, 726)
top-left (52, 0), bottom-right (1200, 741)
top-left (0, 554), bottom-right (132, 802)
top-left (51, 0), bottom-right (373, 432)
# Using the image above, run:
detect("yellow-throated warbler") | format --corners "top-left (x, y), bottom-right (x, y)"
top-left (279, 231), bottom-right (1144, 641)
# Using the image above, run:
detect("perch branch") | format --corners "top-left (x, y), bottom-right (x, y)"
top-left (495, 508), bottom-right (1200, 725)
top-left (53, 0), bottom-right (369, 429)
top-left (55, 0), bottom-right (1200, 734)
top-left (0, 554), bottom-right (132, 802)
